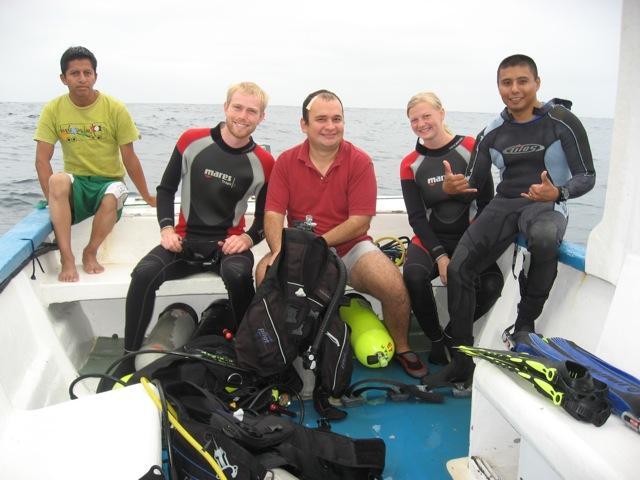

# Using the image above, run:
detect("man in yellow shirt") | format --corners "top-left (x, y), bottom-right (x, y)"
top-left (35, 46), bottom-right (156, 282)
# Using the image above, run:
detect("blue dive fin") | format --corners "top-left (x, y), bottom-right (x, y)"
top-left (546, 337), bottom-right (640, 388)
top-left (510, 332), bottom-right (640, 433)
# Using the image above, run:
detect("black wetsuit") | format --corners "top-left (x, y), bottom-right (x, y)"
top-left (400, 135), bottom-right (503, 342)
top-left (447, 100), bottom-right (595, 343)
top-left (125, 123), bottom-right (274, 353)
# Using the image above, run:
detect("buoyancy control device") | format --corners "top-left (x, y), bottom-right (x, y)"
top-left (160, 380), bottom-right (387, 480)
top-left (234, 228), bottom-right (352, 399)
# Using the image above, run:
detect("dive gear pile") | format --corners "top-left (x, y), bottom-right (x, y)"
top-left (82, 227), bottom-right (393, 479)
top-left (140, 377), bottom-right (386, 480)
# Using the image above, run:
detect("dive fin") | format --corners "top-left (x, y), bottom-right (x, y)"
top-left (547, 337), bottom-right (640, 388)
top-left (457, 345), bottom-right (559, 383)
top-left (509, 332), bottom-right (640, 433)
top-left (545, 336), bottom-right (640, 433)
top-left (459, 345), bottom-right (611, 427)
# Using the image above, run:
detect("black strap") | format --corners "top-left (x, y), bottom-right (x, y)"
top-left (511, 242), bottom-right (520, 279)
top-left (555, 362), bottom-right (610, 426)
top-left (344, 378), bottom-right (444, 404)
top-left (0, 240), bottom-right (58, 293)
top-left (137, 465), bottom-right (165, 480)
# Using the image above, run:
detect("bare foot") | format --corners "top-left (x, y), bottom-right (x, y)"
top-left (82, 248), bottom-right (105, 274)
top-left (59, 256), bottom-right (79, 282)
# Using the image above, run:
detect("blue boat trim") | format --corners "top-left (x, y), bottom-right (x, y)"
top-left (0, 208), bottom-right (52, 284)
top-left (516, 233), bottom-right (586, 272)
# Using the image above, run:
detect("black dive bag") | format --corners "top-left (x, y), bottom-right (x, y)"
top-left (234, 228), bottom-right (353, 397)
top-left (165, 381), bottom-right (386, 480)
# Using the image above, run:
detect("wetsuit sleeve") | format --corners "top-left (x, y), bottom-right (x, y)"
top-left (244, 183), bottom-right (267, 245)
top-left (156, 145), bottom-right (182, 229)
top-left (466, 128), bottom-right (493, 196)
top-left (553, 108), bottom-right (596, 199)
top-left (401, 178), bottom-right (446, 261)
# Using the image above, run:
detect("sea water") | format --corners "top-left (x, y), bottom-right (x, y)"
top-left (0, 102), bottom-right (612, 243)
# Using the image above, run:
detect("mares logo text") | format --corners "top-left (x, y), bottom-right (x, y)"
top-left (204, 168), bottom-right (236, 187)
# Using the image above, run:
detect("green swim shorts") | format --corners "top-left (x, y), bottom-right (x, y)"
top-left (71, 175), bottom-right (128, 224)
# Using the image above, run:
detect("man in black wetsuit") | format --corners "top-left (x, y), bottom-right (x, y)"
top-left (121, 82), bottom-right (275, 375)
top-left (422, 54), bottom-right (595, 386)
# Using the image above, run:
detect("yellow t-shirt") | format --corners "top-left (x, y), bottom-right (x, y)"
top-left (34, 92), bottom-right (140, 178)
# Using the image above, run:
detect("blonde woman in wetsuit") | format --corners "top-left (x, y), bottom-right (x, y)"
top-left (400, 92), bottom-right (503, 376)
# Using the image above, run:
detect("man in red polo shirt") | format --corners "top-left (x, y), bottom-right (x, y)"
top-left (256, 89), bottom-right (427, 379)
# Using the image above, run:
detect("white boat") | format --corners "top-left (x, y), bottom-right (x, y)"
top-left (1, 2), bottom-right (639, 478)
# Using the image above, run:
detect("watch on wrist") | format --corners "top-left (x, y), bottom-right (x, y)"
top-left (557, 186), bottom-right (570, 203)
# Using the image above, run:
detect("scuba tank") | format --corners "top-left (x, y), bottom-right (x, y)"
top-left (339, 293), bottom-right (395, 368)
top-left (192, 298), bottom-right (234, 338)
top-left (134, 303), bottom-right (198, 370)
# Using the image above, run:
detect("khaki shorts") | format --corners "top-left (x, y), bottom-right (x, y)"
top-left (69, 174), bottom-right (128, 224)
top-left (341, 240), bottom-right (379, 282)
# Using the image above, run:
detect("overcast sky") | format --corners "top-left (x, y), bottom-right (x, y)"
top-left (0, 0), bottom-right (622, 118)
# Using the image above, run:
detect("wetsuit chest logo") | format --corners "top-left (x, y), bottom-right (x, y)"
top-left (503, 144), bottom-right (545, 155)
top-left (203, 168), bottom-right (236, 188)
top-left (426, 174), bottom-right (445, 186)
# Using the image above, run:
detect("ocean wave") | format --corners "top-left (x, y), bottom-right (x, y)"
top-left (0, 101), bottom-right (613, 241)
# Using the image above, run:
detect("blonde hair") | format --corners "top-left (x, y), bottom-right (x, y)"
top-left (226, 82), bottom-right (269, 113)
top-left (406, 91), bottom-right (452, 135)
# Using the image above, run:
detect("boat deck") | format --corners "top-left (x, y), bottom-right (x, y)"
top-left (302, 355), bottom-right (471, 480)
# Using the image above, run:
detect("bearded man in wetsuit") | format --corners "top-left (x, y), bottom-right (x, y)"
top-left (422, 54), bottom-right (596, 386)
top-left (121, 82), bottom-right (275, 376)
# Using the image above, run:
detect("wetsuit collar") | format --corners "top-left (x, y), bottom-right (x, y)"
top-left (533, 100), bottom-right (554, 116)
top-left (211, 122), bottom-right (256, 154)
top-left (500, 104), bottom-right (546, 123)
top-left (500, 98), bottom-right (569, 124)
top-left (415, 135), bottom-right (463, 157)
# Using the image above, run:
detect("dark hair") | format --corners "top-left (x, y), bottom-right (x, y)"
top-left (301, 89), bottom-right (343, 123)
top-left (60, 46), bottom-right (97, 75)
top-left (497, 54), bottom-right (538, 82)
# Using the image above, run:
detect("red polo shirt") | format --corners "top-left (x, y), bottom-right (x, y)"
top-left (266, 139), bottom-right (377, 256)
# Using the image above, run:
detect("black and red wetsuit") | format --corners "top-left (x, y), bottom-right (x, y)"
top-left (125, 123), bottom-right (274, 354)
top-left (400, 135), bottom-right (503, 344)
